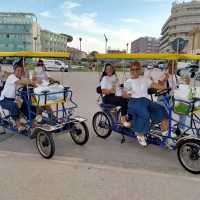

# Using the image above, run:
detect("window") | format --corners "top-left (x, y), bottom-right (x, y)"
top-left (55, 61), bottom-right (61, 65)
top-left (186, 16), bottom-right (190, 20)
top-left (174, 33), bottom-right (176, 37)
top-left (7, 34), bottom-right (9, 38)
top-left (198, 16), bottom-right (200, 20)
top-left (5, 44), bottom-right (8, 47)
top-left (185, 24), bottom-right (190, 28)
top-left (174, 17), bottom-right (177, 21)
top-left (187, 8), bottom-right (190, 11)
top-left (174, 25), bottom-right (176, 29)
top-left (175, 10), bottom-right (178, 13)
top-left (14, 44), bottom-right (17, 47)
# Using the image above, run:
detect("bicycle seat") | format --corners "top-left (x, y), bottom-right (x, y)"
top-left (96, 86), bottom-right (102, 94)
top-left (148, 88), bottom-right (157, 95)
top-left (100, 103), bottom-right (116, 109)
top-left (192, 97), bottom-right (200, 101)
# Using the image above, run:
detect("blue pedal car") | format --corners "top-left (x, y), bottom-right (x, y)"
top-left (0, 52), bottom-right (89, 159)
top-left (92, 53), bottom-right (200, 174)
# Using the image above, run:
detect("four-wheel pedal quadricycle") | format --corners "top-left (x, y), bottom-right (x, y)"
top-left (92, 53), bottom-right (200, 174)
top-left (0, 52), bottom-right (89, 159)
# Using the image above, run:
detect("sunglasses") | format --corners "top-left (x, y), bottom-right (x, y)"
top-left (131, 68), bottom-right (139, 71)
top-left (37, 64), bottom-right (44, 66)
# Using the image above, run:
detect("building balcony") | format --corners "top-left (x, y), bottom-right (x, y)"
top-left (45, 36), bottom-right (50, 40)
top-left (0, 29), bottom-right (31, 34)
top-left (168, 36), bottom-right (189, 43)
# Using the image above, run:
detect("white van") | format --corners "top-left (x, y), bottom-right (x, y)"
top-left (42, 59), bottom-right (68, 72)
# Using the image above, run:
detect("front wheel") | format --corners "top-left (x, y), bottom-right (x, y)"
top-left (177, 139), bottom-right (200, 174)
top-left (92, 111), bottom-right (112, 138)
top-left (70, 121), bottom-right (89, 145)
top-left (35, 129), bottom-right (55, 159)
top-left (60, 68), bottom-right (64, 72)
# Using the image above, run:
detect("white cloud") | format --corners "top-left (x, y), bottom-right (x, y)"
top-left (40, 11), bottom-right (53, 18)
top-left (121, 19), bottom-right (142, 23)
top-left (60, 1), bottom-right (144, 52)
top-left (60, 1), bottom-right (81, 9)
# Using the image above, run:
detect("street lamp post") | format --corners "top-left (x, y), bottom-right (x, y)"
top-left (104, 34), bottom-right (108, 53)
top-left (23, 41), bottom-right (26, 51)
top-left (33, 37), bottom-right (37, 52)
top-left (126, 43), bottom-right (129, 53)
top-left (79, 38), bottom-right (82, 60)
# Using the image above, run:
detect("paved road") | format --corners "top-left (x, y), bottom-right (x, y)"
top-left (0, 66), bottom-right (200, 177)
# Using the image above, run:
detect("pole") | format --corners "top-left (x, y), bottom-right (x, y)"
top-left (104, 34), bottom-right (108, 53)
top-left (126, 43), bottom-right (129, 53)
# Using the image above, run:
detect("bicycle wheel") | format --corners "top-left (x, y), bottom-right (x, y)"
top-left (177, 139), bottom-right (200, 174)
top-left (35, 129), bottom-right (55, 159)
top-left (92, 111), bottom-right (112, 138)
top-left (70, 121), bottom-right (89, 145)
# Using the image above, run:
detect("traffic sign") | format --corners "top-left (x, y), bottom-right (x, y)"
top-left (172, 38), bottom-right (185, 52)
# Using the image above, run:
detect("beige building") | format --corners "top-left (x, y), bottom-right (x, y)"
top-left (160, 0), bottom-right (200, 53)
top-left (40, 30), bottom-right (67, 52)
top-left (68, 47), bottom-right (86, 60)
top-left (187, 27), bottom-right (200, 54)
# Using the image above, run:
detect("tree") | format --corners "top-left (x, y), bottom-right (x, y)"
top-left (90, 51), bottom-right (99, 57)
top-left (59, 34), bottom-right (73, 42)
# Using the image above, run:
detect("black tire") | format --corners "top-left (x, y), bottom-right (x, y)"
top-left (35, 129), bottom-right (55, 159)
top-left (70, 121), bottom-right (89, 145)
top-left (60, 68), bottom-right (64, 72)
top-left (177, 139), bottom-right (200, 174)
top-left (92, 111), bottom-right (112, 138)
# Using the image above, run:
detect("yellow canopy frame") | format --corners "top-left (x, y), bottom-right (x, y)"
top-left (0, 52), bottom-right (70, 58)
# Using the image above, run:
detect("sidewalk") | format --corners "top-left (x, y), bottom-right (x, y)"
top-left (0, 150), bottom-right (199, 200)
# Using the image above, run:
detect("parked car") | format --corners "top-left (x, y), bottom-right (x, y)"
top-left (2, 59), bottom-right (15, 64)
top-left (146, 64), bottom-right (153, 69)
top-left (177, 64), bottom-right (199, 78)
top-left (71, 65), bottom-right (85, 70)
top-left (42, 59), bottom-right (68, 72)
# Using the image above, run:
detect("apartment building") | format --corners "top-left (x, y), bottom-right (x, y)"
top-left (131, 37), bottom-right (160, 53)
top-left (0, 12), bottom-right (41, 52)
top-left (160, 0), bottom-right (200, 53)
top-left (40, 30), bottom-right (67, 52)
top-left (187, 26), bottom-right (200, 54)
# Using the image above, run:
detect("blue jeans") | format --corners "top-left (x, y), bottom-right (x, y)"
top-left (157, 96), bottom-right (186, 131)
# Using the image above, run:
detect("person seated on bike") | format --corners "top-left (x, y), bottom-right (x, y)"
top-left (32, 59), bottom-right (60, 118)
top-left (122, 61), bottom-right (176, 147)
top-left (32, 59), bottom-right (60, 83)
top-left (157, 61), bottom-right (190, 133)
top-left (0, 64), bottom-right (42, 132)
top-left (100, 63), bottom-right (130, 127)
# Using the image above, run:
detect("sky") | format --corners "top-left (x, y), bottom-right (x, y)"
top-left (0, 0), bottom-right (191, 53)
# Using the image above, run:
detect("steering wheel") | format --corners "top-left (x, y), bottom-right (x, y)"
top-left (48, 81), bottom-right (60, 86)
top-left (155, 88), bottom-right (171, 97)
top-left (17, 84), bottom-right (34, 92)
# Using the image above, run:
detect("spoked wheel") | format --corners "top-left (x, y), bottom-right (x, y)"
top-left (92, 111), bottom-right (112, 138)
top-left (35, 129), bottom-right (55, 159)
top-left (177, 139), bottom-right (200, 174)
top-left (70, 121), bottom-right (89, 145)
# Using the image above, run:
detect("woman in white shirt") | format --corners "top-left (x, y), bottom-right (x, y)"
top-left (100, 63), bottom-right (129, 127)
top-left (123, 61), bottom-right (175, 147)
top-left (0, 65), bottom-right (42, 132)
top-left (157, 61), bottom-right (190, 133)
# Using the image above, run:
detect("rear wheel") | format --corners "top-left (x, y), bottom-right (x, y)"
top-left (36, 129), bottom-right (55, 159)
top-left (70, 121), bottom-right (89, 145)
top-left (92, 112), bottom-right (112, 138)
top-left (177, 139), bottom-right (200, 174)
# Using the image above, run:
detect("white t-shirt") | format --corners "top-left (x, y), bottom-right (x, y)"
top-left (126, 76), bottom-right (152, 98)
top-left (0, 70), bottom-right (5, 87)
top-left (159, 74), bottom-right (180, 95)
top-left (0, 74), bottom-right (19, 100)
top-left (37, 71), bottom-right (51, 81)
top-left (101, 75), bottom-right (118, 97)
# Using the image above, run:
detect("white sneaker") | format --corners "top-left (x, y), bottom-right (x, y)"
top-left (137, 135), bottom-right (147, 147)
top-left (162, 131), bottom-right (177, 138)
